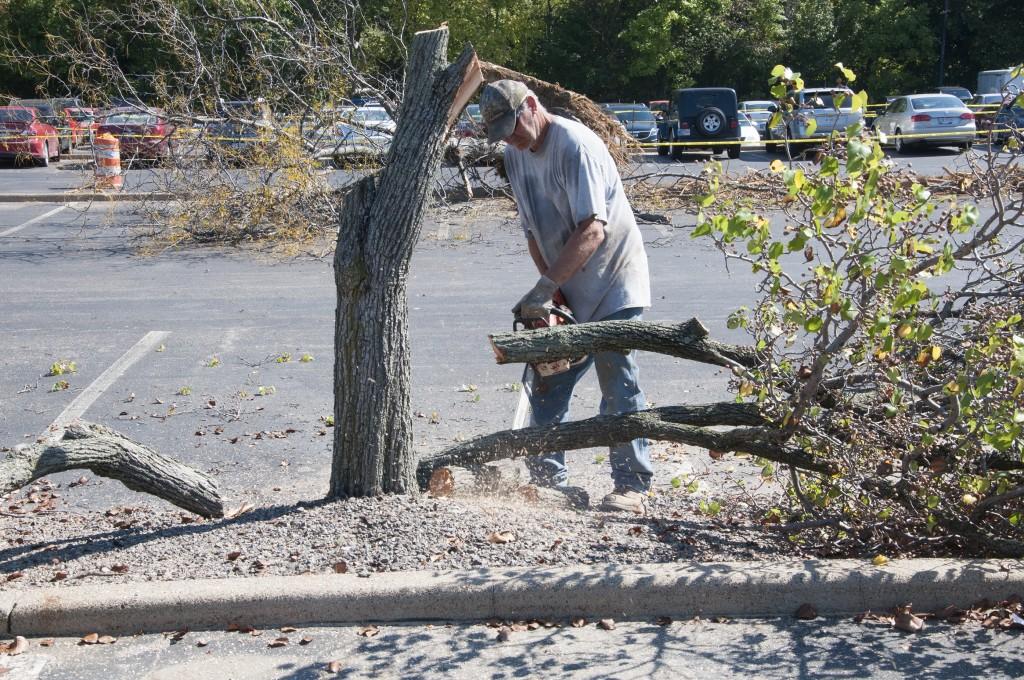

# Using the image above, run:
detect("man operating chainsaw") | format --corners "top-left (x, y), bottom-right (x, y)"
top-left (480, 80), bottom-right (653, 514)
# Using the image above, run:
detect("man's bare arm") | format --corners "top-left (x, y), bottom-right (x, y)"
top-left (543, 217), bottom-right (606, 286)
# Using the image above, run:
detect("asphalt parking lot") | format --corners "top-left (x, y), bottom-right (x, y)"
top-left (0, 143), bottom-right (1011, 512)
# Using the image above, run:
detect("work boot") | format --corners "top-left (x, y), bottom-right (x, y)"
top-left (600, 488), bottom-right (649, 515)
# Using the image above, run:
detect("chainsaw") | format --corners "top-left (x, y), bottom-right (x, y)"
top-left (512, 294), bottom-right (587, 378)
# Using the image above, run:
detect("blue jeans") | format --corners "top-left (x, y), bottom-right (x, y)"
top-left (525, 307), bottom-right (653, 492)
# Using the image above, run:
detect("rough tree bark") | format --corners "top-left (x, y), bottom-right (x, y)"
top-left (330, 27), bottom-right (483, 498)
top-left (0, 422), bottom-right (223, 517)
top-left (490, 318), bottom-right (758, 370)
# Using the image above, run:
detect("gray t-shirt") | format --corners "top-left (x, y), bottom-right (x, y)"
top-left (504, 116), bottom-right (651, 322)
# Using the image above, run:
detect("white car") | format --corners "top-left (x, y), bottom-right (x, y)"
top-left (350, 106), bottom-right (396, 134)
top-left (873, 93), bottom-right (976, 153)
top-left (739, 111), bottom-right (762, 148)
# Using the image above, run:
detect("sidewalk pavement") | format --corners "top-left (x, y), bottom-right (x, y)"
top-left (3, 559), bottom-right (1022, 637)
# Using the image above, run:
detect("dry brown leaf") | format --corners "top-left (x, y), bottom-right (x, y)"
top-left (226, 551), bottom-right (242, 562)
top-left (517, 485), bottom-right (540, 503)
top-left (267, 637), bottom-right (289, 648)
top-left (196, 639), bottom-right (209, 647)
top-left (357, 626), bottom-right (379, 638)
top-left (0, 636), bottom-right (27, 656)
top-left (51, 571), bottom-right (68, 582)
top-left (487, 530), bottom-right (516, 544)
top-left (333, 561), bottom-right (349, 574)
top-left (428, 468), bottom-right (455, 497)
top-left (627, 526), bottom-right (644, 536)
top-left (327, 661), bottom-right (343, 673)
top-left (39, 639), bottom-right (54, 648)
top-left (224, 502), bottom-right (255, 520)
top-left (6, 572), bottom-right (23, 581)
top-left (111, 564), bottom-right (129, 574)
top-left (597, 618), bottom-right (616, 630)
top-left (655, 616), bottom-right (673, 626)
top-left (97, 636), bottom-right (117, 645)
top-left (496, 626), bottom-right (512, 642)
top-left (795, 603), bottom-right (818, 620)
top-left (708, 449), bottom-right (725, 460)
top-left (894, 612), bottom-right (924, 633)
top-left (299, 636), bottom-right (313, 645)
top-left (280, 627), bottom-right (298, 633)
top-left (527, 621), bottom-right (540, 630)
top-left (80, 633), bottom-right (99, 645)
top-left (225, 623), bottom-right (240, 632)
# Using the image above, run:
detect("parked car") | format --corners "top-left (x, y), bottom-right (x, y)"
top-left (738, 111), bottom-right (762, 148)
top-left (648, 100), bottom-right (669, 120)
top-left (10, 98), bottom-right (75, 153)
top-left (739, 100), bottom-right (776, 135)
top-left (992, 99), bottom-right (1024, 144)
top-left (305, 119), bottom-right (391, 165)
top-left (65, 107), bottom-right (100, 137)
top-left (765, 87), bottom-right (863, 155)
top-left (97, 108), bottom-right (175, 162)
top-left (614, 107), bottom-right (659, 144)
top-left (657, 88), bottom-right (742, 159)
top-left (348, 106), bottom-right (395, 134)
top-left (971, 93), bottom-right (1006, 133)
top-left (454, 104), bottom-right (483, 138)
top-left (208, 99), bottom-right (274, 161)
top-left (938, 86), bottom-right (973, 103)
top-left (0, 106), bottom-right (60, 166)
top-left (872, 93), bottom-right (975, 153)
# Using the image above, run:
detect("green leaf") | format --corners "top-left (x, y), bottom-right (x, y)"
top-left (804, 118), bottom-right (818, 137)
top-left (835, 62), bottom-right (857, 82)
top-left (770, 64), bottom-right (787, 78)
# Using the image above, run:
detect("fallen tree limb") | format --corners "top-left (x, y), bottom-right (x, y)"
top-left (417, 402), bottom-right (826, 489)
top-left (490, 318), bottom-right (759, 369)
top-left (1, 422), bottom-right (223, 518)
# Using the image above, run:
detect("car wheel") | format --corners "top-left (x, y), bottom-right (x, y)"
top-left (696, 108), bottom-right (726, 136)
top-left (727, 145), bottom-right (741, 159)
top-left (894, 129), bottom-right (905, 154)
top-left (657, 141), bottom-right (669, 157)
top-left (959, 141), bottom-right (973, 152)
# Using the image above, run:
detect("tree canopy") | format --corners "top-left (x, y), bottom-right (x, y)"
top-left (1, 0), bottom-right (1021, 102)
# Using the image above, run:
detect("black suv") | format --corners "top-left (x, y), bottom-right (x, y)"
top-left (657, 87), bottom-right (742, 159)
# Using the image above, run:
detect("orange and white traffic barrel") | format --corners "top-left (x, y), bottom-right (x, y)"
top-left (93, 133), bottom-right (123, 190)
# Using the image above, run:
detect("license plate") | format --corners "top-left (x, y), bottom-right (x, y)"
top-left (678, 128), bottom-right (690, 136)
top-left (938, 118), bottom-right (955, 126)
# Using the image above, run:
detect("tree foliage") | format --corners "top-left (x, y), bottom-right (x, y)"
top-left (3, 0), bottom-right (1022, 101)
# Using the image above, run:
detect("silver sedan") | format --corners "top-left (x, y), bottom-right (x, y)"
top-left (873, 93), bottom-right (976, 153)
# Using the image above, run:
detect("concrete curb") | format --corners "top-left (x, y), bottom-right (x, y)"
top-left (0, 192), bottom-right (176, 203)
top-left (3, 559), bottom-right (1023, 636)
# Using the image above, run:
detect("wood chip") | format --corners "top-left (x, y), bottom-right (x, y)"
top-left (597, 618), bottom-right (616, 630)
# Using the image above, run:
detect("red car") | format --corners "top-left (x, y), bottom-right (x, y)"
top-left (97, 108), bottom-right (175, 163)
top-left (0, 106), bottom-right (60, 167)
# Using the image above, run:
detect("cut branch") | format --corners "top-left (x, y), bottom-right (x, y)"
top-left (1, 422), bottom-right (223, 518)
top-left (417, 402), bottom-right (826, 489)
top-left (490, 318), bottom-right (759, 369)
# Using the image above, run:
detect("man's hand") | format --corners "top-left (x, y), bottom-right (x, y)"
top-left (513, 275), bottom-right (558, 320)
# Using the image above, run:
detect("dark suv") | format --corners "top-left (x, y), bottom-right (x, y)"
top-left (657, 87), bottom-right (742, 159)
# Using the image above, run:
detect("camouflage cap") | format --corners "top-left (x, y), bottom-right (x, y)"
top-left (480, 80), bottom-right (529, 143)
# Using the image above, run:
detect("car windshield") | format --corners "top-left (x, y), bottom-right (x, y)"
top-left (912, 96), bottom-right (964, 110)
top-left (65, 109), bottom-right (93, 121)
top-left (615, 110), bottom-right (657, 124)
top-left (465, 104), bottom-right (481, 122)
top-left (104, 113), bottom-right (160, 126)
top-left (0, 109), bottom-right (35, 122)
top-left (744, 102), bottom-right (774, 111)
top-left (802, 92), bottom-right (851, 109)
top-left (354, 108), bottom-right (390, 122)
top-left (681, 92), bottom-right (734, 113)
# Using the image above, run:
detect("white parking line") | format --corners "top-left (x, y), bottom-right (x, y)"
top-left (42, 330), bottom-right (170, 441)
top-left (0, 205), bottom-right (66, 237)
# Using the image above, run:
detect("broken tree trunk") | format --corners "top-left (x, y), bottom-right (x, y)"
top-left (417, 404), bottom-right (827, 489)
top-left (1, 422), bottom-right (223, 518)
top-left (330, 28), bottom-right (484, 497)
top-left (490, 317), bottom-right (758, 370)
